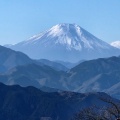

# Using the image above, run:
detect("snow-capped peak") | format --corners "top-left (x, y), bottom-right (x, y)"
top-left (47, 23), bottom-right (82, 37)
top-left (24, 23), bottom-right (111, 51)
top-left (6, 23), bottom-right (120, 62)
top-left (110, 41), bottom-right (120, 49)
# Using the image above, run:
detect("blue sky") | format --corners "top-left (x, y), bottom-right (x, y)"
top-left (0, 0), bottom-right (120, 45)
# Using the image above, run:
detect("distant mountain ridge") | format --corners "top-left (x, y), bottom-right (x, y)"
top-left (37, 59), bottom-right (68, 71)
top-left (0, 45), bottom-right (33, 73)
top-left (0, 45), bottom-right (68, 73)
top-left (1, 54), bottom-right (120, 99)
top-left (1, 63), bottom-right (65, 89)
top-left (66, 56), bottom-right (120, 99)
top-left (6, 23), bottom-right (120, 62)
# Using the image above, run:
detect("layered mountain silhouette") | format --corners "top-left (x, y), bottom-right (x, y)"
top-left (0, 52), bottom-right (120, 99)
top-left (37, 59), bottom-right (68, 71)
top-left (0, 45), bottom-right (33, 73)
top-left (0, 45), bottom-right (68, 73)
top-left (66, 56), bottom-right (120, 99)
top-left (6, 23), bottom-right (120, 62)
top-left (0, 63), bottom-right (65, 89)
top-left (1, 45), bottom-right (120, 99)
top-left (0, 82), bottom-right (117, 120)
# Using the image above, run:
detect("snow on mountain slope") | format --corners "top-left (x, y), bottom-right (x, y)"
top-left (111, 41), bottom-right (120, 49)
top-left (6, 23), bottom-right (120, 62)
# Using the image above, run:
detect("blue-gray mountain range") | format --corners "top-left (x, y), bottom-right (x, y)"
top-left (0, 45), bottom-right (120, 99)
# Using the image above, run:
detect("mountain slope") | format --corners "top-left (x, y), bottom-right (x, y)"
top-left (7, 23), bottom-right (120, 62)
top-left (0, 45), bottom-right (33, 73)
top-left (1, 56), bottom-right (120, 99)
top-left (55, 59), bottom-right (85, 69)
top-left (1, 45), bottom-right (120, 99)
top-left (0, 82), bottom-right (117, 120)
top-left (0, 64), bottom-right (65, 89)
top-left (37, 59), bottom-right (68, 71)
top-left (0, 45), bottom-right (68, 73)
top-left (66, 56), bottom-right (120, 98)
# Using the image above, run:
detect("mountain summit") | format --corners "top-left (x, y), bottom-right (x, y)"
top-left (7, 23), bottom-right (120, 62)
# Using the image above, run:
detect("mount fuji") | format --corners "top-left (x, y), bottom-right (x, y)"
top-left (6, 23), bottom-right (120, 62)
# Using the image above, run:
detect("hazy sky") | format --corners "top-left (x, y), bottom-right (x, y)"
top-left (0, 0), bottom-right (120, 45)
